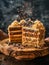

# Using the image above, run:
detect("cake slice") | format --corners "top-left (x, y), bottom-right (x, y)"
top-left (8, 20), bottom-right (22, 43)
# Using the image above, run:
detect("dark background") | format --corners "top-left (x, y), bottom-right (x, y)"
top-left (0, 0), bottom-right (49, 65)
top-left (0, 0), bottom-right (49, 37)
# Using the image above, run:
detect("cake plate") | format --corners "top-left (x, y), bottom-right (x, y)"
top-left (0, 38), bottom-right (49, 60)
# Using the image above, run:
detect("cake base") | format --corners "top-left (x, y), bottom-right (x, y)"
top-left (0, 38), bottom-right (49, 60)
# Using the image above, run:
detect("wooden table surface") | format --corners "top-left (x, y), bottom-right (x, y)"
top-left (0, 38), bottom-right (49, 60)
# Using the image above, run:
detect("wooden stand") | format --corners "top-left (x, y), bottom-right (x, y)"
top-left (0, 38), bottom-right (49, 60)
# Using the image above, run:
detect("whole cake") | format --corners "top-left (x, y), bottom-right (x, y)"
top-left (8, 20), bottom-right (22, 43)
top-left (8, 19), bottom-right (45, 48)
top-left (22, 20), bottom-right (45, 48)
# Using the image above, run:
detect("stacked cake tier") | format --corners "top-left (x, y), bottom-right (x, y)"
top-left (8, 26), bottom-right (22, 43)
top-left (8, 20), bottom-right (22, 43)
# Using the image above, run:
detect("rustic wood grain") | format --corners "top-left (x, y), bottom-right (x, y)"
top-left (0, 38), bottom-right (49, 60)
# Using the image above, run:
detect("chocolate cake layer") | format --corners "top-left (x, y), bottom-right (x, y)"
top-left (23, 27), bottom-right (39, 33)
top-left (9, 35), bottom-right (22, 38)
top-left (9, 40), bottom-right (22, 43)
top-left (8, 26), bottom-right (22, 31)
top-left (8, 31), bottom-right (22, 35)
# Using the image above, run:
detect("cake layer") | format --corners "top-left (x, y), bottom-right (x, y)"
top-left (22, 27), bottom-right (39, 32)
top-left (22, 37), bottom-right (39, 44)
top-left (9, 34), bottom-right (22, 37)
top-left (9, 41), bottom-right (22, 43)
top-left (9, 40), bottom-right (22, 43)
top-left (8, 31), bottom-right (22, 35)
top-left (9, 35), bottom-right (22, 38)
top-left (8, 30), bottom-right (22, 33)
top-left (8, 26), bottom-right (22, 31)
top-left (9, 37), bottom-right (22, 40)
top-left (22, 32), bottom-right (39, 37)
top-left (22, 37), bottom-right (38, 41)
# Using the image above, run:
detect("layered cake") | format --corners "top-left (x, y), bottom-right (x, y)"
top-left (22, 20), bottom-right (45, 48)
top-left (8, 20), bottom-right (22, 43)
top-left (8, 19), bottom-right (45, 48)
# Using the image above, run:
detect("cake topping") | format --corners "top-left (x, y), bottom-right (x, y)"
top-left (8, 20), bottom-right (20, 31)
top-left (10, 20), bottom-right (19, 26)
top-left (32, 20), bottom-right (45, 30)
top-left (19, 19), bottom-right (26, 25)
